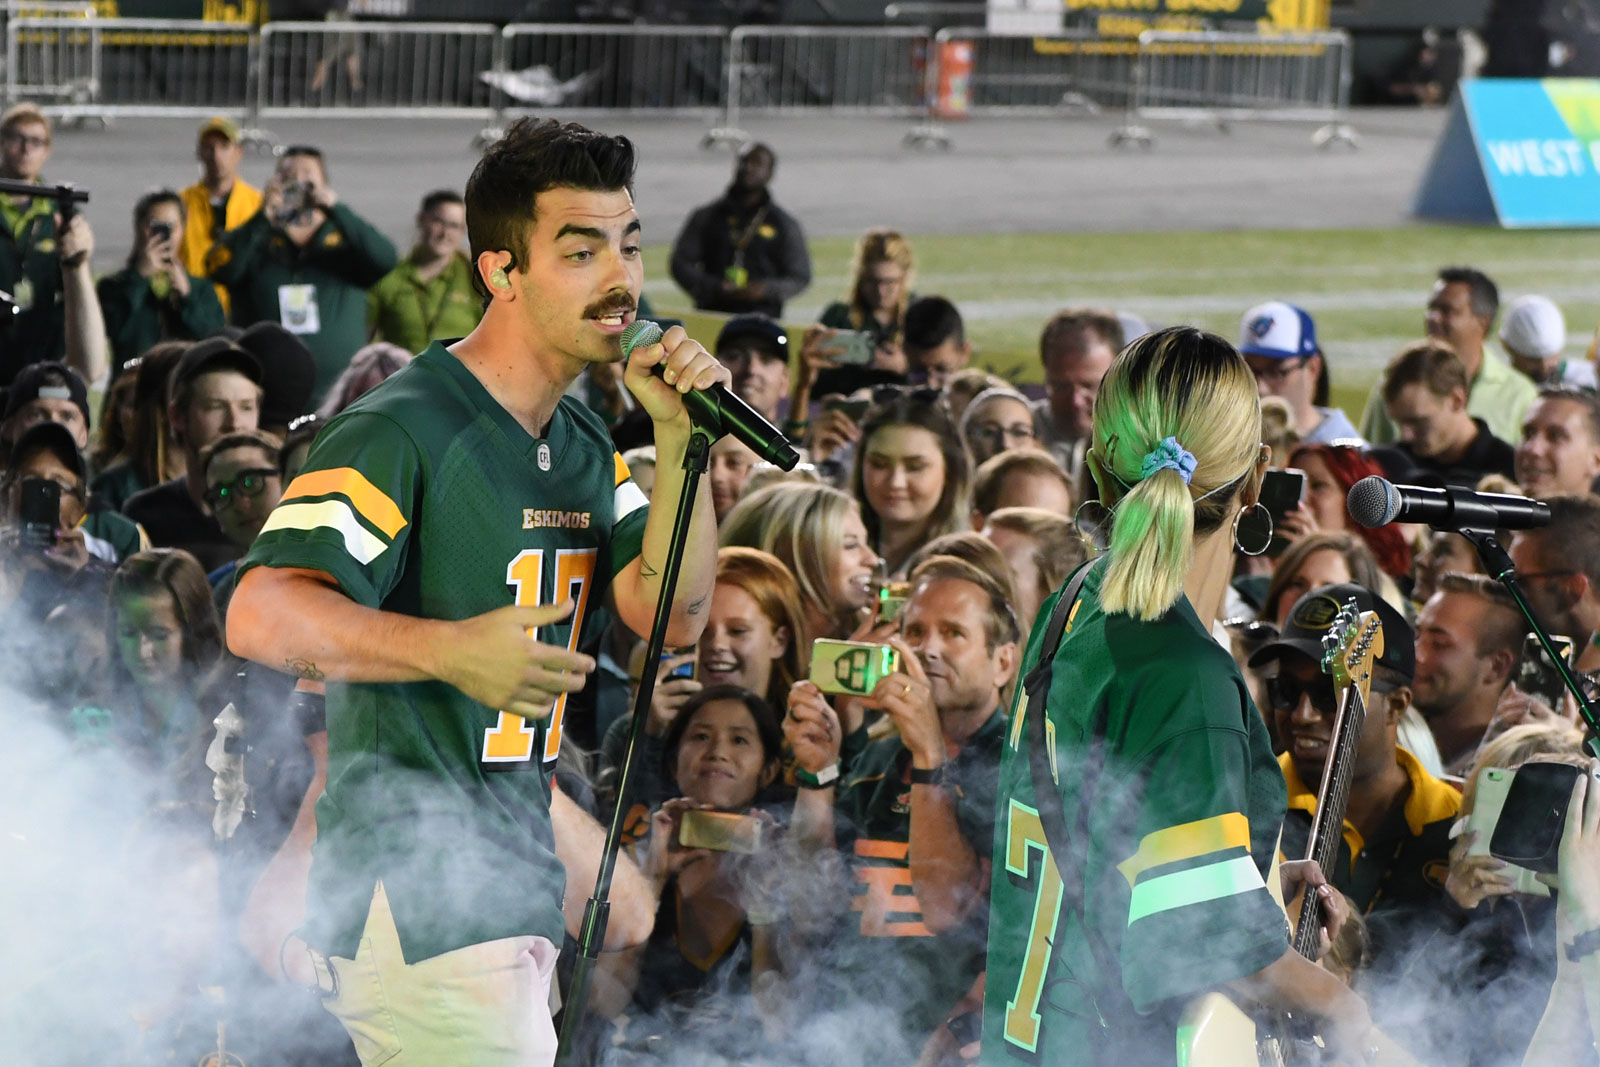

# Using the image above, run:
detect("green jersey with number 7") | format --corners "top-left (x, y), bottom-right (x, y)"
top-left (239, 339), bottom-right (647, 965)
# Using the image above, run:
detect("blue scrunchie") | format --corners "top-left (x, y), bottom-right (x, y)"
top-left (1139, 436), bottom-right (1197, 485)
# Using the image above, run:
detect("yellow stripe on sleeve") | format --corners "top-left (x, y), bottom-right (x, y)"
top-left (614, 452), bottom-right (631, 488)
top-left (1116, 812), bottom-right (1252, 887)
top-left (283, 467), bottom-right (408, 538)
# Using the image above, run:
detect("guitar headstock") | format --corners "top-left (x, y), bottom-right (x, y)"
top-left (1320, 599), bottom-right (1385, 709)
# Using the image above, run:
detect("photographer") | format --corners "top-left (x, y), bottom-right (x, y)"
top-left (96, 189), bottom-right (226, 371)
top-left (783, 555), bottom-right (1017, 1062)
top-left (0, 422), bottom-right (113, 629)
top-left (0, 103), bottom-right (109, 386)
top-left (205, 145), bottom-right (397, 401)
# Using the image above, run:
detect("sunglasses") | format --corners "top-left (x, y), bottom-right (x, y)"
top-left (1265, 672), bottom-right (1338, 715)
top-left (205, 468), bottom-right (278, 512)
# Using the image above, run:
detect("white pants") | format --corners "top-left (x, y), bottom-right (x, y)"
top-left (313, 881), bottom-right (560, 1067)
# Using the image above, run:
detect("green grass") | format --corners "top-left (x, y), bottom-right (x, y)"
top-left (643, 225), bottom-right (1600, 420)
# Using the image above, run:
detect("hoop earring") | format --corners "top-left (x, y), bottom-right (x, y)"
top-left (1232, 502), bottom-right (1274, 557)
top-left (1074, 499), bottom-right (1113, 555)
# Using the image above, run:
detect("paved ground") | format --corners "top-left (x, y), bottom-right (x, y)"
top-left (50, 107), bottom-right (1450, 267)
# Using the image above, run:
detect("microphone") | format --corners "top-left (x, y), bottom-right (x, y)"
top-left (1347, 476), bottom-right (1550, 532)
top-left (619, 319), bottom-right (799, 471)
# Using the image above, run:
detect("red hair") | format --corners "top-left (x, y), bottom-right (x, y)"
top-left (1291, 443), bottom-right (1413, 577)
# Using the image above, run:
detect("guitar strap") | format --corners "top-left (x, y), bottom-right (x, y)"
top-left (1021, 559), bottom-right (1117, 1032)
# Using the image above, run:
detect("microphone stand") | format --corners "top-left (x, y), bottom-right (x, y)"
top-left (1460, 527), bottom-right (1600, 758)
top-left (554, 426), bottom-right (714, 1066)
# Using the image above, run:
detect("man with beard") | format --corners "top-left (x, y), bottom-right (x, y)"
top-left (1515, 386), bottom-right (1600, 500)
top-left (1510, 495), bottom-right (1600, 676)
top-left (784, 554), bottom-right (1019, 1063)
top-left (1412, 573), bottom-right (1525, 774)
top-left (669, 142), bottom-right (811, 318)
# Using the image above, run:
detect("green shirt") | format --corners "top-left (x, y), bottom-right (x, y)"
top-left (95, 266), bottom-right (228, 372)
top-left (827, 709), bottom-right (1004, 1055)
top-left (207, 203), bottom-right (398, 401)
top-left (240, 341), bottom-right (649, 962)
top-left (1359, 344), bottom-right (1538, 447)
top-left (981, 564), bottom-right (1289, 1067)
top-left (367, 251), bottom-right (483, 355)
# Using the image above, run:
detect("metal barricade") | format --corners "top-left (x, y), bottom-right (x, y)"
top-left (257, 20), bottom-right (498, 117)
top-left (1114, 29), bottom-right (1355, 148)
top-left (706, 25), bottom-right (932, 148)
top-left (4, 4), bottom-right (99, 112)
top-left (903, 27), bottom-right (1137, 149)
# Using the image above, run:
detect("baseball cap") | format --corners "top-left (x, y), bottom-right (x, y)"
top-left (1499, 295), bottom-right (1566, 361)
top-left (10, 420), bottom-right (87, 484)
top-left (716, 315), bottom-right (789, 360)
top-left (1248, 582), bottom-right (1415, 681)
top-left (237, 322), bottom-right (316, 428)
top-left (198, 116), bottom-right (241, 145)
top-left (170, 336), bottom-right (261, 402)
top-left (4, 362), bottom-right (89, 426)
top-left (1239, 301), bottom-right (1319, 360)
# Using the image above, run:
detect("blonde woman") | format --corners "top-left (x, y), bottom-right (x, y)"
top-left (980, 327), bottom-right (1373, 1064)
top-left (819, 228), bottom-right (916, 351)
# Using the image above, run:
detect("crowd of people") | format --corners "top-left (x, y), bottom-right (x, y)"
top-left (4, 105), bottom-right (1600, 1067)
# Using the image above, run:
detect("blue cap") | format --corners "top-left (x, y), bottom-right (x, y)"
top-left (1239, 301), bottom-right (1319, 360)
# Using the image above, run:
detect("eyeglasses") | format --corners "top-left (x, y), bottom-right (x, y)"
top-left (968, 422), bottom-right (1036, 446)
top-left (205, 468), bottom-right (278, 512)
top-left (2, 131), bottom-right (49, 151)
top-left (1248, 358), bottom-right (1310, 386)
top-left (1520, 570), bottom-right (1577, 583)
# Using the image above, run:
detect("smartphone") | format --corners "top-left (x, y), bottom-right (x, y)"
top-left (877, 581), bottom-right (911, 625)
top-left (148, 220), bottom-right (173, 242)
top-left (1237, 467), bottom-right (1305, 558)
top-left (1516, 633), bottom-right (1574, 712)
top-left (659, 650), bottom-right (696, 681)
top-left (678, 809), bottom-right (763, 854)
top-left (824, 395), bottom-right (872, 422)
top-left (946, 1009), bottom-right (982, 1047)
top-left (1466, 767), bottom-right (1550, 896)
top-left (819, 330), bottom-right (876, 367)
top-left (809, 639), bottom-right (900, 697)
top-left (18, 477), bottom-right (60, 550)
top-left (1489, 760), bottom-right (1582, 876)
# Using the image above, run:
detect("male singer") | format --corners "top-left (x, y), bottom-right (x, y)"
top-left (227, 118), bottom-right (726, 1066)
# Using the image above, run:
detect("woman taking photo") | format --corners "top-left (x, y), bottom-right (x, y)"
top-left (852, 389), bottom-right (970, 578)
top-left (819, 228), bottom-right (915, 352)
top-left (721, 482), bottom-right (881, 642)
top-left (980, 327), bottom-right (1372, 1065)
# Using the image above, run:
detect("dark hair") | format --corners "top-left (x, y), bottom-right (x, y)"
top-left (127, 189), bottom-right (185, 269)
top-left (1040, 308), bottom-right (1124, 365)
top-left (1382, 340), bottom-right (1468, 404)
top-left (1438, 266), bottom-right (1499, 325)
top-left (903, 295), bottom-right (964, 352)
top-left (316, 343), bottom-right (412, 420)
top-left (1262, 531), bottom-right (1384, 627)
top-left (279, 414), bottom-right (322, 480)
top-left (1436, 571), bottom-right (1523, 666)
top-left (200, 428), bottom-right (283, 482)
top-left (280, 144), bottom-right (327, 177)
top-left (1526, 494), bottom-right (1600, 597)
top-left (852, 389), bottom-right (971, 551)
top-left (419, 188), bottom-right (464, 215)
top-left (661, 684), bottom-right (783, 802)
top-left (108, 549), bottom-right (224, 692)
top-left (1530, 385), bottom-right (1600, 444)
top-left (91, 370), bottom-right (137, 470)
top-left (126, 341), bottom-right (190, 490)
top-left (464, 118), bottom-right (636, 299)
top-left (971, 449), bottom-right (1073, 520)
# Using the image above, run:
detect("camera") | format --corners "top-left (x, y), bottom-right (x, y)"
top-left (275, 180), bottom-right (315, 226)
top-left (809, 639), bottom-right (900, 697)
top-left (148, 220), bottom-right (173, 243)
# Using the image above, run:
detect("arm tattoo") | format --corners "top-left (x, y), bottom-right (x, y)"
top-left (640, 556), bottom-right (660, 580)
top-left (285, 658), bottom-right (326, 682)
top-left (685, 596), bottom-right (707, 616)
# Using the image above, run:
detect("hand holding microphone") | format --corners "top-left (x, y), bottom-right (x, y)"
top-left (621, 320), bottom-right (799, 470)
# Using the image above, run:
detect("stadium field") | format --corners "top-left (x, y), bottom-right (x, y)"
top-left (645, 225), bottom-right (1600, 422)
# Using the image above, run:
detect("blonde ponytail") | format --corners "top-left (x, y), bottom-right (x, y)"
top-left (1090, 328), bottom-right (1261, 622)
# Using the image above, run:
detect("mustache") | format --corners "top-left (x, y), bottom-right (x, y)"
top-left (584, 293), bottom-right (636, 318)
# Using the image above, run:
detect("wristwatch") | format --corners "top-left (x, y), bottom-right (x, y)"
top-left (795, 762), bottom-right (840, 790)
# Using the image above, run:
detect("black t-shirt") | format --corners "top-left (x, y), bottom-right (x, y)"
top-left (122, 475), bottom-right (236, 572)
top-left (1370, 418), bottom-right (1516, 489)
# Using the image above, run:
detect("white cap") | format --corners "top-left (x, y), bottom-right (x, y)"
top-left (1499, 295), bottom-right (1566, 361)
top-left (1238, 301), bottom-right (1318, 360)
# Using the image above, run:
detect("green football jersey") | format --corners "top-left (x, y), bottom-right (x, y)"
top-left (980, 564), bottom-right (1289, 1066)
top-left (240, 341), bottom-right (648, 963)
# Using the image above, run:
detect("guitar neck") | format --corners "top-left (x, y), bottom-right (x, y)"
top-left (1292, 688), bottom-right (1366, 961)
